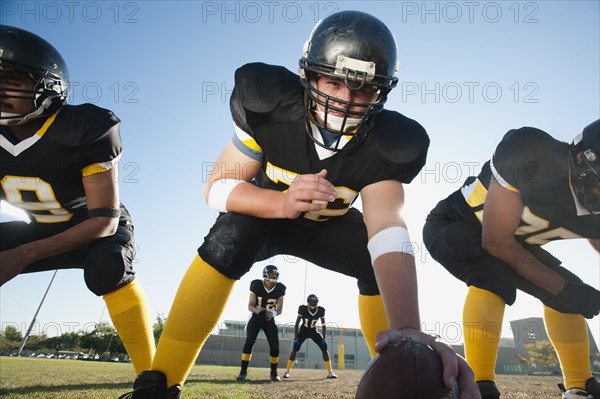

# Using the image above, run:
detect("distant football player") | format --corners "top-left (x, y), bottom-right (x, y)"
top-left (283, 294), bottom-right (337, 379)
top-left (236, 265), bottom-right (286, 382)
top-left (120, 10), bottom-right (478, 398)
top-left (0, 25), bottom-right (155, 376)
top-left (423, 120), bottom-right (600, 399)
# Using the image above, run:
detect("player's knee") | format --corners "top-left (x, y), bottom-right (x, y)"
top-left (84, 247), bottom-right (132, 296)
top-left (472, 282), bottom-right (516, 306)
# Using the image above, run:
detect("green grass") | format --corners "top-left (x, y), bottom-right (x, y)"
top-left (0, 357), bottom-right (361, 398)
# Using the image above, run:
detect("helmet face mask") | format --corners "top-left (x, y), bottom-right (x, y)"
top-left (262, 265), bottom-right (279, 283)
top-left (298, 11), bottom-right (398, 152)
top-left (0, 25), bottom-right (70, 126)
top-left (571, 120), bottom-right (600, 213)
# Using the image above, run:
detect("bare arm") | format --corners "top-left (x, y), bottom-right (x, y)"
top-left (482, 178), bottom-right (566, 294)
top-left (274, 295), bottom-right (284, 316)
top-left (1, 168), bottom-right (120, 285)
top-left (294, 315), bottom-right (301, 339)
top-left (363, 180), bottom-right (480, 397)
top-left (247, 292), bottom-right (263, 314)
top-left (321, 317), bottom-right (326, 338)
top-left (204, 141), bottom-right (336, 218)
top-left (361, 180), bottom-right (420, 330)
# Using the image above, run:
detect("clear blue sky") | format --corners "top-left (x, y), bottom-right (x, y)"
top-left (1, 1), bottom-right (598, 347)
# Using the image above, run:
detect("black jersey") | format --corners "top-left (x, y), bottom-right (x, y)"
top-left (230, 62), bottom-right (429, 222)
top-left (0, 104), bottom-right (131, 226)
top-left (249, 279), bottom-right (286, 312)
top-left (451, 127), bottom-right (600, 244)
top-left (297, 305), bottom-right (325, 331)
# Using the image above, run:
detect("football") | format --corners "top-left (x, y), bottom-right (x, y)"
top-left (355, 338), bottom-right (459, 399)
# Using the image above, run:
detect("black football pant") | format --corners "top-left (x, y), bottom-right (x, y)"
top-left (296, 328), bottom-right (327, 352)
top-left (198, 208), bottom-right (379, 295)
top-left (0, 220), bottom-right (136, 295)
top-left (243, 316), bottom-right (279, 358)
top-left (423, 199), bottom-right (584, 312)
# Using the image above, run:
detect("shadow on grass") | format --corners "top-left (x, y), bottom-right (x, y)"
top-left (0, 381), bottom-right (132, 395)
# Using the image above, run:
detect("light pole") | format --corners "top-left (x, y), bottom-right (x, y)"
top-left (17, 270), bottom-right (58, 356)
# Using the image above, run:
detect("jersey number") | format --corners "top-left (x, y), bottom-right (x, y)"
top-left (1, 175), bottom-right (72, 223)
top-left (256, 297), bottom-right (277, 311)
top-left (303, 318), bottom-right (318, 329)
top-left (515, 206), bottom-right (581, 244)
top-left (265, 162), bottom-right (358, 221)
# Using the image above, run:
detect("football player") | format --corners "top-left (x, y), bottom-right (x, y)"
top-left (423, 120), bottom-right (600, 399)
top-left (282, 294), bottom-right (337, 379)
top-left (236, 265), bottom-right (286, 382)
top-left (119, 10), bottom-right (478, 399)
top-left (0, 25), bottom-right (155, 376)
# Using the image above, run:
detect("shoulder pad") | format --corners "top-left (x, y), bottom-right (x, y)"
top-left (371, 110), bottom-right (430, 165)
top-left (493, 127), bottom-right (564, 189)
top-left (232, 63), bottom-right (301, 113)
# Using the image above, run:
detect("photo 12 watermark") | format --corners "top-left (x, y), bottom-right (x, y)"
top-left (1, 1), bottom-right (140, 24)
top-left (200, 1), bottom-right (340, 24)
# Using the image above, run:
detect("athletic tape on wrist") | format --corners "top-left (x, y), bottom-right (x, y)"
top-left (367, 226), bottom-right (414, 264)
top-left (270, 309), bottom-right (277, 318)
top-left (207, 179), bottom-right (243, 213)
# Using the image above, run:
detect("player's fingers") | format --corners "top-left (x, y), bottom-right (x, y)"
top-left (431, 341), bottom-right (459, 389)
top-left (455, 356), bottom-right (481, 399)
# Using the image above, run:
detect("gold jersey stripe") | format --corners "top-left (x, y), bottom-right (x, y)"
top-left (36, 110), bottom-right (60, 137)
top-left (235, 125), bottom-right (263, 153)
top-left (462, 179), bottom-right (488, 208)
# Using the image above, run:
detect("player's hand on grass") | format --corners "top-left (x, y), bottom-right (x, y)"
top-left (375, 329), bottom-right (482, 399)
top-left (556, 280), bottom-right (600, 319)
top-left (282, 169), bottom-right (337, 219)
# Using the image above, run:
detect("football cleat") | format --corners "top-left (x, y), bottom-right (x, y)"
top-left (559, 377), bottom-right (600, 399)
top-left (477, 380), bottom-right (500, 399)
top-left (235, 372), bottom-right (247, 381)
top-left (282, 371), bottom-right (291, 378)
top-left (118, 370), bottom-right (181, 399)
top-left (270, 372), bottom-right (281, 382)
top-left (327, 372), bottom-right (338, 379)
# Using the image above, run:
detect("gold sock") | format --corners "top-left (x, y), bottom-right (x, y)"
top-left (544, 306), bottom-right (591, 389)
top-left (358, 294), bottom-right (389, 358)
top-left (103, 279), bottom-right (155, 374)
top-left (151, 255), bottom-right (236, 387)
top-left (325, 360), bottom-right (332, 373)
top-left (462, 286), bottom-right (505, 382)
top-left (286, 359), bottom-right (294, 372)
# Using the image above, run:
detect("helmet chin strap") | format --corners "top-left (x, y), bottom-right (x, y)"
top-left (0, 97), bottom-right (54, 126)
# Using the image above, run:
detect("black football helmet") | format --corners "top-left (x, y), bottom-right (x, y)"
top-left (307, 294), bottom-right (319, 307)
top-left (570, 119), bottom-right (600, 213)
top-left (262, 265), bottom-right (279, 283)
top-left (299, 11), bottom-right (398, 151)
top-left (0, 25), bottom-right (69, 125)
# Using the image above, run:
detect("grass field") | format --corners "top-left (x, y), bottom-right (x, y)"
top-left (0, 356), bottom-right (567, 398)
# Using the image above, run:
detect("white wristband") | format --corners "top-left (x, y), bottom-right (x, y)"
top-left (207, 179), bottom-right (243, 213)
top-left (367, 226), bottom-right (414, 264)
top-left (270, 310), bottom-right (277, 318)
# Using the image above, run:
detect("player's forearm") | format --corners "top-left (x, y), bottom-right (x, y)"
top-left (19, 217), bottom-right (118, 265)
top-left (483, 237), bottom-right (565, 294)
top-left (226, 183), bottom-right (288, 218)
top-left (372, 252), bottom-right (421, 330)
